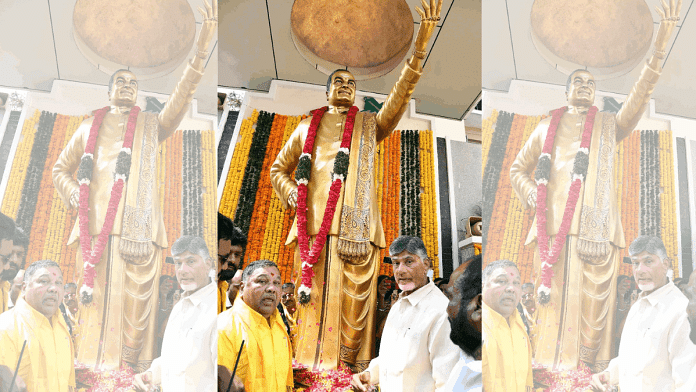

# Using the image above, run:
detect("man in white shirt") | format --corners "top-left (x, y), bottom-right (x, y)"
top-left (443, 255), bottom-right (482, 392)
top-left (590, 235), bottom-right (696, 391)
top-left (133, 236), bottom-right (217, 391)
top-left (351, 236), bottom-right (459, 392)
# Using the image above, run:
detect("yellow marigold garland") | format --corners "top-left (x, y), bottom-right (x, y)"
top-left (481, 109), bottom-right (499, 178)
top-left (1, 109), bottom-right (40, 217)
top-left (202, 130), bottom-right (217, 259)
top-left (219, 110), bottom-right (258, 218)
top-left (420, 130), bottom-right (439, 278)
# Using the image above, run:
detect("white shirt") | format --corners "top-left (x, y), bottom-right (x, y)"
top-left (443, 350), bottom-right (482, 392)
top-left (148, 281), bottom-right (217, 391)
top-left (608, 281), bottom-right (696, 391)
top-left (367, 281), bottom-right (460, 391)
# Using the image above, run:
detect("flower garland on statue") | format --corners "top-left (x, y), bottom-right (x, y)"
top-left (77, 106), bottom-right (140, 302)
top-left (296, 106), bottom-right (357, 304)
top-left (535, 106), bottom-right (595, 304)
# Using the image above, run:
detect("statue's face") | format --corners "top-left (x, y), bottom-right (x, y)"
top-left (566, 70), bottom-right (595, 107)
top-left (326, 70), bottom-right (356, 107)
top-left (109, 70), bottom-right (138, 107)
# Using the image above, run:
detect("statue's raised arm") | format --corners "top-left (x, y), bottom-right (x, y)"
top-left (616, 0), bottom-right (681, 142)
top-left (375, 0), bottom-right (442, 142)
top-left (158, 0), bottom-right (218, 141)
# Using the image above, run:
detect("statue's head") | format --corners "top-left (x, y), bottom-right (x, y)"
top-left (108, 69), bottom-right (139, 107)
top-left (565, 69), bottom-right (595, 108)
top-left (326, 69), bottom-right (356, 107)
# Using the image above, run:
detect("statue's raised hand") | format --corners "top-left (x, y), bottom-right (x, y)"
top-left (413, 0), bottom-right (443, 55)
top-left (195, 0), bottom-right (218, 59)
top-left (653, 0), bottom-right (682, 58)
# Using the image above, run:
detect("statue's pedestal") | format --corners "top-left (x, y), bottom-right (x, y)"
top-left (458, 236), bottom-right (481, 263)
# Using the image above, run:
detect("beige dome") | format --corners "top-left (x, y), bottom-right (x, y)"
top-left (290, 0), bottom-right (414, 80)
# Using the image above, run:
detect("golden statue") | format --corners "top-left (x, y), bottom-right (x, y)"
top-left (52, 0), bottom-right (217, 372)
top-left (270, 0), bottom-right (443, 372)
top-left (509, 0), bottom-right (681, 372)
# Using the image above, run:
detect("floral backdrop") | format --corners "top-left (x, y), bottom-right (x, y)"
top-left (219, 109), bottom-right (440, 284)
top-left (1, 109), bottom-right (217, 280)
top-left (481, 109), bottom-right (680, 283)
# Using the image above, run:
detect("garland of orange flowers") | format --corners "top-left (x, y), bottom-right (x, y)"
top-left (246, 113), bottom-right (286, 262)
top-left (259, 115), bottom-right (292, 278)
top-left (27, 113), bottom-right (67, 265)
top-left (258, 116), bottom-right (287, 258)
top-left (40, 115), bottom-right (70, 263)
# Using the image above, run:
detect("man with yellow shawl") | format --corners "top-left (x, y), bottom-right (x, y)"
top-left (482, 260), bottom-right (533, 392)
top-left (218, 259), bottom-right (292, 392)
top-left (270, 0), bottom-right (443, 372)
top-left (0, 260), bottom-right (75, 392)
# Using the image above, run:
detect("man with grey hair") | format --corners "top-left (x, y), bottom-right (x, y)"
top-left (590, 235), bottom-right (696, 391)
top-left (0, 259), bottom-right (74, 392)
top-left (481, 260), bottom-right (532, 392)
top-left (352, 236), bottom-right (459, 392)
top-left (133, 236), bottom-right (216, 391)
top-left (218, 259), bottom-right (292, 392)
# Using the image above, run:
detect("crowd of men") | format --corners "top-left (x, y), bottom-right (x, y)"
top-left (7, 200), bottom-right (696, 392)
top-left (481, 235), bottom-right (696, 392)
top-left (0, 211), bottom-right (221, 392)
top-left (215, 233), bottom-right (483, 392)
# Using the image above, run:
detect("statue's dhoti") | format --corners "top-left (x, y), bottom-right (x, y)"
top-left (74, 236), bottom-right (161, 372)
top-left (292, 235), bottom-right (380, 372)
top-left (531, 235), bottom-right (619, 372)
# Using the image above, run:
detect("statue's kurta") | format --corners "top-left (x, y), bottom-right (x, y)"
top-left (270, 62), bottom-right (421, 371)
top-left (510, 61), bottom-right (660, 372)
top-left (52, 62), bottom-right (203, 372)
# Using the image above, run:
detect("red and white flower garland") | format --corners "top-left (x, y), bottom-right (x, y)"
top-left (296, 106), bottom-right (357, 304)
top-left (78, 106), bottom-right (139, 300)
top-left (535, 106), bottom-right (596, 303)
